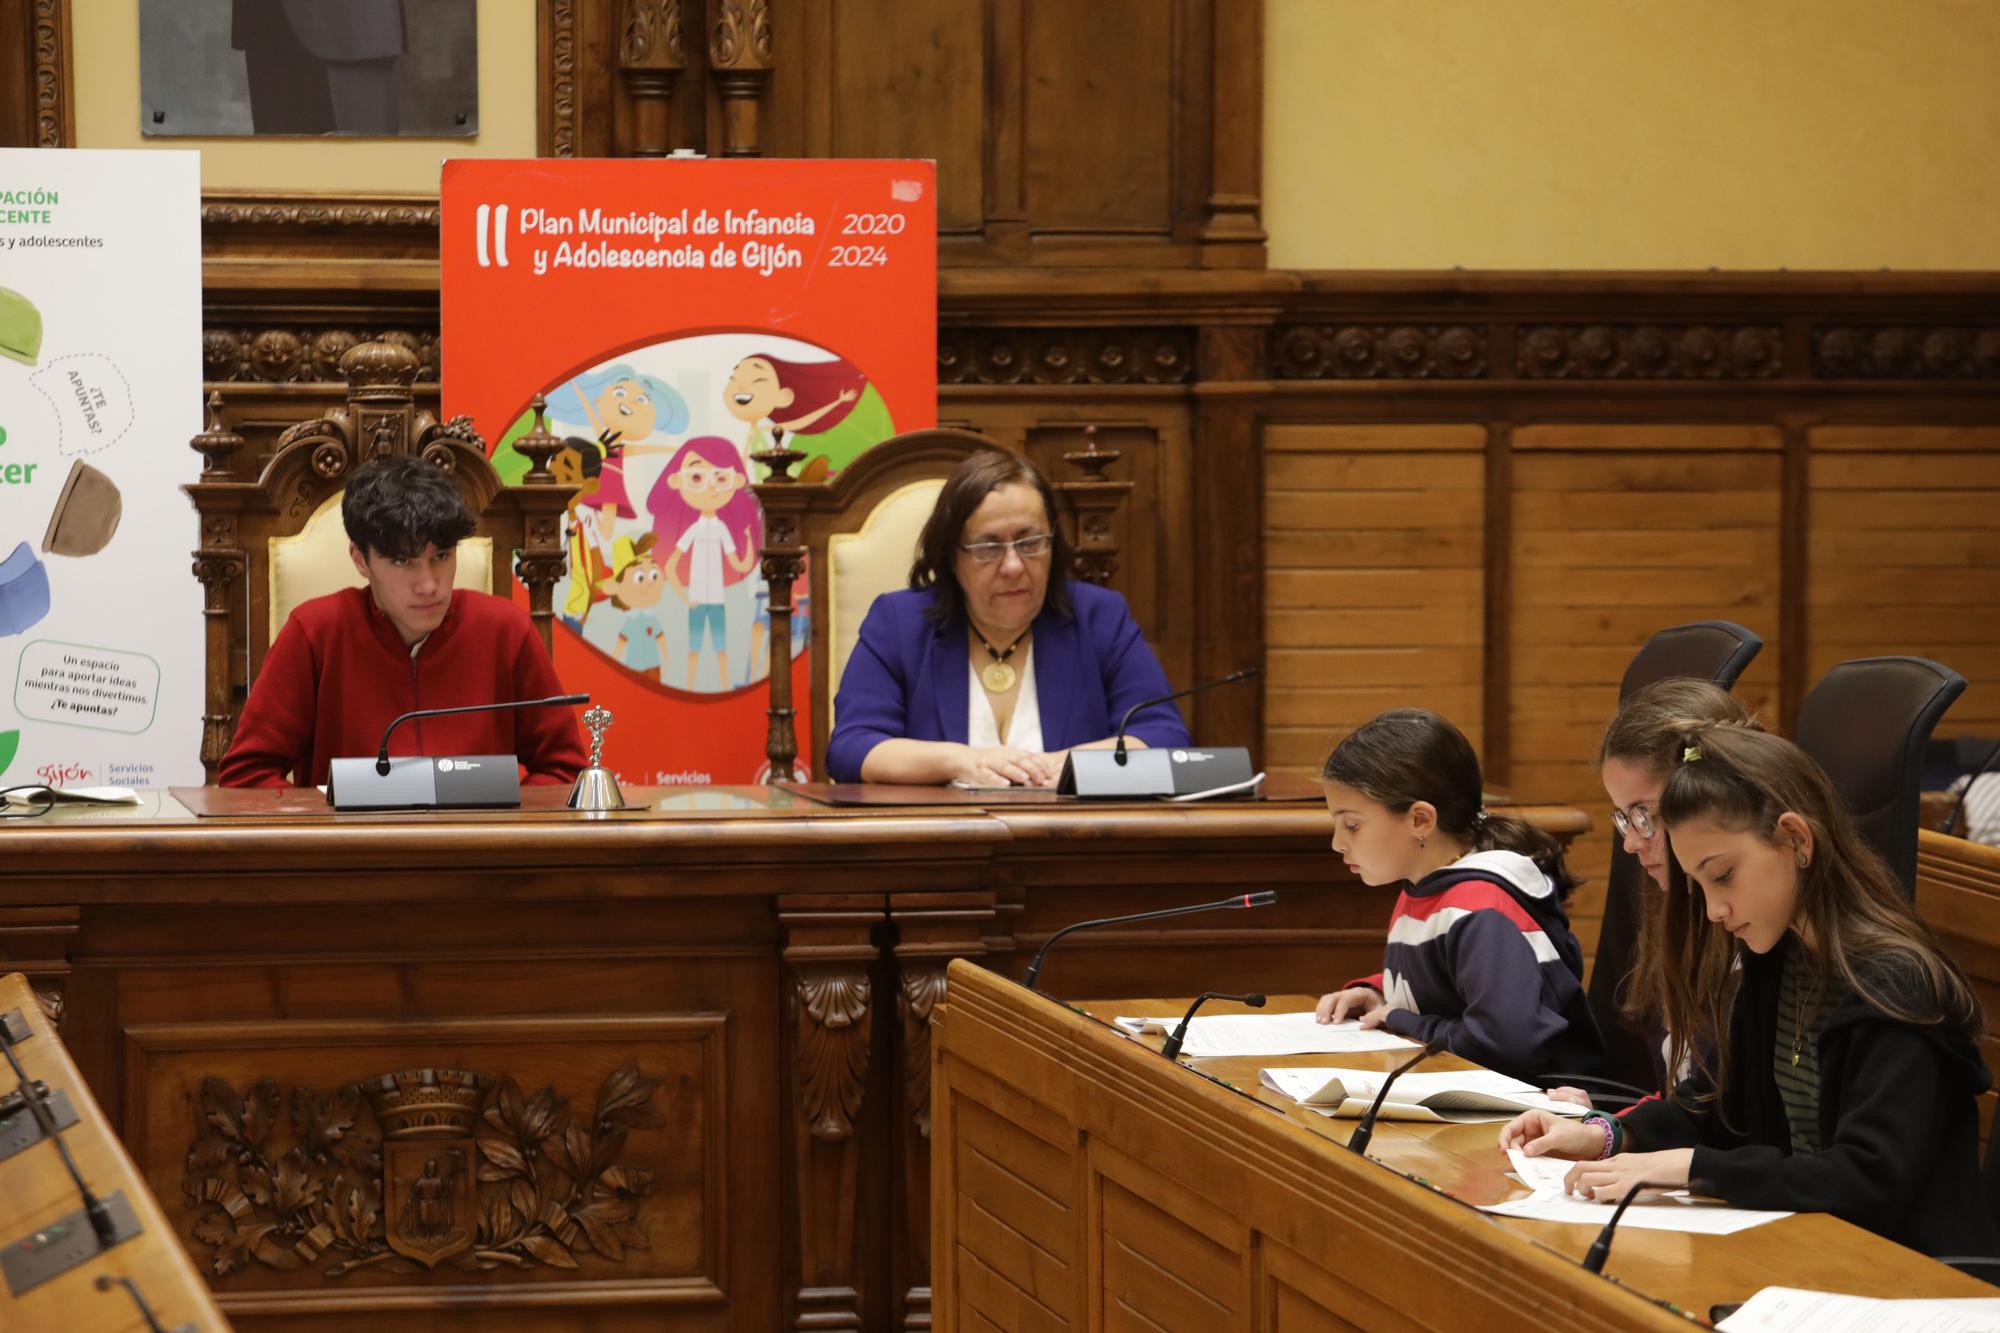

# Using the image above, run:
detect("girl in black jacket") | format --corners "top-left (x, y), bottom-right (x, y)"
top-left (1502, 724), bottom-right (1997, 1259)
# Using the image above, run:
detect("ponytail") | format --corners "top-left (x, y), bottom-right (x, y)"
top-left (1323, 709), bottom-right (1580, 897)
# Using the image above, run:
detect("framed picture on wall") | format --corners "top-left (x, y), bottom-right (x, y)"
top-left (139, 0), bottom-right (478, 138)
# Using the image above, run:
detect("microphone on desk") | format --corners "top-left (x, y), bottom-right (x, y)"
top-left (1113, 667), bottom-right (1260, 766)
top-left (0, 1012), bottom-right (120, 1250)
top-left (1160, 992), bottom-right (1266, 1060)
top-left (326, 692), bottom-right (590, 811)
top-left (95, 1274), bottom-right (174, 1333)
top-left (373, 693), bottom-right (590, 775)
top-left (1942, 736), bottom-right (2000, 837)
top-left (1582, 1179), bottom-right (1680, 1275)
top-left (1059, 669), bottom-right (1261, 798)
top-left (1347, 1038), bottom-right (1443, 1158)
top-left (1022, 891), bottom-right (1279, 993)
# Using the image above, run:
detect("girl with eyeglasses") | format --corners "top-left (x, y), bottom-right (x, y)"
top-left (1547, 679), bottom-right (1759, 1108)
top-left (1502, 727), bottom-right (1996, 1259)
top-left (827, 449), bottom-right (1190, 787)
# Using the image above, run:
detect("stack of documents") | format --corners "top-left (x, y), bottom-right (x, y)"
top-left (1480, 1147), bottom-right (1791, 1235)
top-left (1111, 1012), bottom-right (1415, 1058)
top-left (1258, 1067), bottom-right (1590, 1122)
top-left (1716, 1287), bottom-right (2000, 1332)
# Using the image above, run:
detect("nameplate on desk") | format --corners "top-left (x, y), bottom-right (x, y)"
top-left (326, 755), bottom-right (522, 811)
top-left (1058, 746), bottom-right (1258, 799)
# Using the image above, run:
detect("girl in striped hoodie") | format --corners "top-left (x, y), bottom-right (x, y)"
top-left (1313, 709), bottom-right (1605, 1083)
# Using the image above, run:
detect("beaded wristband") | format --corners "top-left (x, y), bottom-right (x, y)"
top-left (1581, 1112), bottom-right (1616, 1160)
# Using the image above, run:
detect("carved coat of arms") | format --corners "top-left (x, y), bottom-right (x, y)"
top-left (183, 1064), bottom-right (665, 1279)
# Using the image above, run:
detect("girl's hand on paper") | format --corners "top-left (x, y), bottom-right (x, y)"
top-left (1498, 1109), bottom-right (1602, 1159)
top-left (1355, 1002), bottom-right (1402, 1030)
top-left (1563, 1149), bottom-right (1694, 1203)
top-left (1313, 986), bottom-right (1384, 1024)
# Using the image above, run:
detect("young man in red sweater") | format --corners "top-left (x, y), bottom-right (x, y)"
top-left (219, 456), bottom-right (587, 789)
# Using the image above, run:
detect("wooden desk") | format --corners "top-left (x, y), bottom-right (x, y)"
top-left (932, 967), bottom-right (1992, 1331)
top-left (0, 788), bottom-right (1583, 1330)
top-left (0, 972), bottom-right (230, 1332)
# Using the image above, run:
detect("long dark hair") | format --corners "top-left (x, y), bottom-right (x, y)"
top-left (1600, 679), bottom-right (1760, 1030)
top-left (1321, 708), bottom-right (1581, 896)
top-left (910, 450), bottom-right (1074, 628)
top-left (1655, 725), bottom-right (1982, 1114)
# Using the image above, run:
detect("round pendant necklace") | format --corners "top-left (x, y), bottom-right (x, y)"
top-left (974, 626), bottom-right (1029, 694)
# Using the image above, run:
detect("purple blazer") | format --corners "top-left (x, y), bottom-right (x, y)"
top-left (826, 582), bottom-right (1192, 782)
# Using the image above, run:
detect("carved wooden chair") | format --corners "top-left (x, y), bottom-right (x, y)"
top-left (751, 426), bottom-right (1132, 780)
top-left (184, 341), bottom-right (573, 780)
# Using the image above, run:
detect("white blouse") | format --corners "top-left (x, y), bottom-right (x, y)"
top-left (966, 644), bottom-right (1043, 752)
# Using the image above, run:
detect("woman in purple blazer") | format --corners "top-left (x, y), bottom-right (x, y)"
top-left (828, 451), bottom-right (1191, 786)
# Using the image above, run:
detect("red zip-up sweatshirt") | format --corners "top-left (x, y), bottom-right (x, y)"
top-left (219, 588), bottom-right (587, 789)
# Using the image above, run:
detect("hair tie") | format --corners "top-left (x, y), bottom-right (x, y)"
top-left (1682, 743), bottom-right (1704, 763)
top-left (1471, 809), bottom-right (1490, 828)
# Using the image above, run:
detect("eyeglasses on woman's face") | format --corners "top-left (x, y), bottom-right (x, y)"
top-left (958, 533), bottom-right (1053, 564)
top-left (1610, 802), bottom-right (1659, 840)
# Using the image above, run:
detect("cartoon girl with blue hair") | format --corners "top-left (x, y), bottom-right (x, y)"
top-left (556, 363), bottom-right (691, 521)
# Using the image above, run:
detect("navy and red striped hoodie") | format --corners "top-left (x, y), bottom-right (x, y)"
top-left (1347, 849), bottom-right (1605, 1083)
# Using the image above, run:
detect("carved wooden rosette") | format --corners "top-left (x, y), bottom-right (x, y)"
top-left (184, 342), bottom-right (574, 777)
top-left (780, 893), bottom-right (884, 1331)
top-left (618, 0), bottom-right (688, 156)
top-left (708, 0), bottom-right (773, 156)
top-left (888, 891), bottom-right (996, 1333)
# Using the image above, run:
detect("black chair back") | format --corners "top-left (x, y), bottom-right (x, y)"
top-left (1793, 656), bottom-right (1966, 899)
top-left (1589, 620), bottom-right (1763, 1091)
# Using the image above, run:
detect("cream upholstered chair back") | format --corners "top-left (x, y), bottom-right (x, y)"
top-left (267, 492), bottom-right (494, 645)
top-left (824, 479), bottom-right (943, 725)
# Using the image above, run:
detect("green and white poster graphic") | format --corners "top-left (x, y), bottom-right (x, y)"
top-left (0, 149), bottom-right (202, 790)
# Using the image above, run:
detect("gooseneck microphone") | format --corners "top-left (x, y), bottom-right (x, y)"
top-left (1582, 1179), bottom-right (1677, 1274)
top-left (95, 1274), bottom-right (170, 1333)
top-left (1943, 737), bottom-right (2000, 837)
top-left (1161, 992), bottom-right (1266, 1060)
top-left (1347, 1039), bottom-right (1442, 1157)
top-left (1113, 667), bottom-right (1259, 765)
top-left (1022, 891), bottom-right (1279, 992)
top-left (0, 1015), bottom-right (118, 1248)
top-left (373, 692), bottom-right (589, 774)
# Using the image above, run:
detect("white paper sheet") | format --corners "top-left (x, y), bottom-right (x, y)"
top-left (1254, 1067), bottom-right (1589, 1121)
top-left (1506, 1147), bottom-right (1579, 1193)
top-left (1716, 1287), bottom-right (2000, 1333)
top-left (1479, 1186), bottom-right (1790, 1235)
top-left (1112, 1011), bottom-right (1416, 1057)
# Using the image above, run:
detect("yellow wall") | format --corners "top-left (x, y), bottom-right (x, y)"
top-left (72, 0), bottom-right (536, 193)
top-left (1265, 0), bottom-right (2000, 270)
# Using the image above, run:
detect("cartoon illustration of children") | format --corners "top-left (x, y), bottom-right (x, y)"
top-left (646, 437), bottom-right (762, 691)
top-left (554, 438), bottom-right (607, 634)
top-left (596, 534), bottom-right (668, 681)
top-left (723, 353), bottom-right (895, 482)
top-left (553, 364), bottom-right (691, 521)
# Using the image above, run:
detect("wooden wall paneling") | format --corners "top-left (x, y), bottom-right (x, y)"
top-left (1262, 423), bottom-right (1488, 776)
top-left (1806, 425), bottom-right (2000, 741)
top-left (0, 0), bottom-right (70, 147)
top-left (1508, 424), bottom-right (1785, 957)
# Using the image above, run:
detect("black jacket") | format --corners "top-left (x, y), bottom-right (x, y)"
top-left (1622, 934), bottom-right (1998, 1258)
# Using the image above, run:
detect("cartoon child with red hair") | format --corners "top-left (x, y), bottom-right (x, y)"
top-left (723, 352), bottom-right (895, 482)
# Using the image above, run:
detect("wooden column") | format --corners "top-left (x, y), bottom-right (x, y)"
top-left (753, 444), bottom-right (810, 779)
top-left (616, 0), bottom-right (687, 156)
top-left (708, 0), bottom-right (772, 157)
top-left (187, 396), bottom-right (247, 780)
top-left (888, 891), bottom-right (996, 1332)
top-left (1190, 323), bottom-right (1272, 749)
top-left (780, 892), bottom-right (885, 1331)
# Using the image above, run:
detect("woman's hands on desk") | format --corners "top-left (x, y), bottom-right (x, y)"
top-left (957, 745), bottom-right (1061, 788)
top-left (1499, 1111), bottom-right (1693, 1200)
